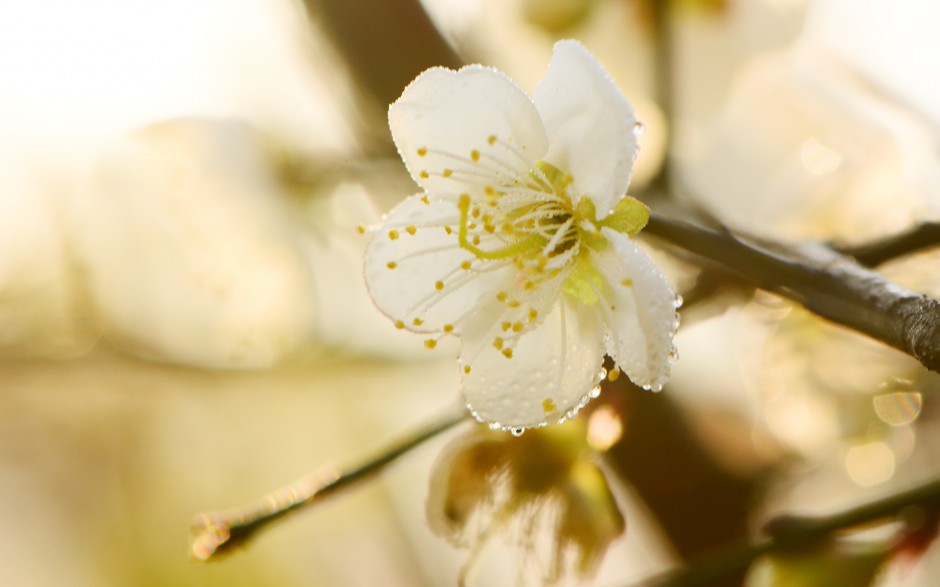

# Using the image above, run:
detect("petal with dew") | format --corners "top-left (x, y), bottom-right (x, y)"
top-left (364, 194), bottom-right (512, 334)
top-left (389, 65), bottom-right (549, 202)
top-left (593, 228), bottom-right (678, 390)
top-left (461, 295), bottom-right (606, 429)
top-left (533, 40), bottom-right (638, 218)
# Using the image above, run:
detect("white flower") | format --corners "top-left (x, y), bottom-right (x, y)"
top-left (364, 40), bottom-right (679, 431)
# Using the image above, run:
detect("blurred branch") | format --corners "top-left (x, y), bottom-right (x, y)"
top-left (301, 0), bottom-right (462, 139)
top-left (631, 474), bottom-right (940, 586)
top-left (190, 405), bottom-right (468, 561)
top-left (646, 213), bottom-right (940, 374)
top-left (838, 222), bottom-right (940, 267)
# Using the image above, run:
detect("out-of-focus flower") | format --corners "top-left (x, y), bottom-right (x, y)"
top-left (684, 6), bottom-right (940, 244)
top-left (427, 421), bottom-right (625, 586)
top-left (364, 40), bottom-right (679, 431)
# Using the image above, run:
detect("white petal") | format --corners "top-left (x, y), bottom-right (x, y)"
top-left (461, 296), bottom-right (605, 429)
top-left (593, 228), bottom-right (678, 390)
top-left (364, 194), bottom-right (510, 334)
top-left (389, 65), bottom-right (549, 201)
top-left (533, 40), bottom-right (638, 218)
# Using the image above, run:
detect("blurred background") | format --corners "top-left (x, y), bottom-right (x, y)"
top-left (2, 0), bottom-right (940, 585)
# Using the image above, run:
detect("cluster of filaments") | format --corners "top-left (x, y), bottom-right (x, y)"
top-left (385, 134), bottom-right (592, 360)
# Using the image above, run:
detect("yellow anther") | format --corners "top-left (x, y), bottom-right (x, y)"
top-left (442, 169), bottom-right (453, 177)
top-left (512, 322), bottom-right (524, 332)
top-left (463, 365), bottom-right (472, 375)
top-left (406, 225), bottom-right (417, 235)
top-left (420, 170), bottom-right (429, 179)
top-left (468, 222), bottom-right (477, 230)
top-left (460, 260), bottom-right (472, 270)
top-left (435, 280), bottom-right (444, 291)
top-left (444, 226), bottom-right (453, 235)
top-left (501, 321), bottom-right (511, 331)
top-left (484, 186), bottom-right (496, 196)
top-left (420, 195), bottom-right (430, 205)
top-left (542, 398), bottom-right (557, 413)
top-left (417, 147), bottom-right (428, 157)
top-left (621, 278), bottom-right (633, 287)
top-left (471, 149), bottom-right (480, 162)
top-left (501, 348), bottom-right (513, 359)
top-left (487, 135), bottom-right (497, 146)
top-left (413, 317), bottom-right (424, 326)
top-left (492, 337), bottom-right (504, 350)
top-left (458, 194), bottom-right (471, 210)
top-left (356, 225), bottom-right (366, 234)
top-left (523, 280), bottom-right (534, 290)
top-left (386, 261), bottom-right (397, 270)
top-left (608, 367), bottom-right (621, 382)
top-left (528, 308), bottom-right (538, 321)
top-left (394, 320), bottom-right (405, 329)
top-left (388, 229), bottom-right (400, 240)
top-left (484, 224), bottom-right (495, 234)
top-left (424, 339), bottom-right (437, 349)
top-left (472, 235), bottom-right (481, 245)
top-left (443, 324), bottom-right (454, 333)
top-left (496, 291), bottom-right (508, 302)
top-left (471, 207), bottom-right (481, 219)
top-left (507, 300), bottom-right (521, 308)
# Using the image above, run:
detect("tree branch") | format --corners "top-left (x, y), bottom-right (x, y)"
top-left (190, 405), bottom-right (468, 561)
top-left (645, 213), bottom-right (940, 373)
top-left (631, 474), bottom-right (940, 586)
top-left (838, 222), bottom-right (940, 267)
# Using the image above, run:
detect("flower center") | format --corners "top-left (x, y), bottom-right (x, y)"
top-left (456, 160), bottom-right (585, 265)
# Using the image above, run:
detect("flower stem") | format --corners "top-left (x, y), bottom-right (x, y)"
top-left (190, 405), bottom-right (468, 561)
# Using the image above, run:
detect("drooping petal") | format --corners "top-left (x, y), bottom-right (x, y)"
top-left (592, 228), bottom-right (678, 390)
top-left (461, 295), bottom-right (606, 429)
top-left (364, 194), bottom-right (511, 334)
top-left (533, 40), bottom-right (638, 218)
top-left (390, 65), bottom-right (549, 202)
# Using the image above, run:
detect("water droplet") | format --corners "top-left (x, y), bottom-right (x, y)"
top-left (589, 386), bottom-right (602, 399)
top-left (633, 121), bottom-right (646, 137)
top-left (510, 427), bottom-right (525, 437)
top-left (597, 367), bottom-right (608, 380)
top-left (668, 348), bottom-right (679, 363)
top-left (641, 384), bottom-right (651, 391)
top-left (674, 294), bottom-right (684, 309)
top-left (488, 421), bottom-right (501, 431)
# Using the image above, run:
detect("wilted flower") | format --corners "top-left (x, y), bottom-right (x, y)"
top-left (427, 422), bottom-right (625, 586)
top-left (364, 40), bottom-right (679, 431)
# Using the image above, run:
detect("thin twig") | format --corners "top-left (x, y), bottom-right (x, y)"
top-left (645, 213), bottom-right (940, 373)
top-left (190, 405), bottom-right (468, 561)
top-left (838, 222), bottom-right (940, 267)
top-left (631, 474), bottom-right (940, 586)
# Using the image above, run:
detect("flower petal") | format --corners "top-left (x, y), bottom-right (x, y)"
top-left (364, 194), bottom-right (511, 334)
top-left (461, 295), bottom-right (606, 429)
top-left (389, 65), bottom-right (549, 201)
top-left (533, 40), bottom-right (638, 218)
top-left (593, 228), bottom-right (678, 390)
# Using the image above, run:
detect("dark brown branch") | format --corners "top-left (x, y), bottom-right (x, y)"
top-left (838, 222), bottom-right (940, 267)
top-left (645, 214), bottom-right (940, 373)
top-left (190, 406), bottom-right (468, 561)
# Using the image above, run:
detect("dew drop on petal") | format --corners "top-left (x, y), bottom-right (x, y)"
top-left (633, 121), bottom-right (646, 137)
top-left (674, 294), bottom-right (684, 309)
top-left (589, 386), bottom-right (602, 399)
top-left (668, 347), bottom-right (679, 363)
top-left (510, 427), bottom-right (526, 437)
top-left (488, 422), bottom-right (501, 431)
